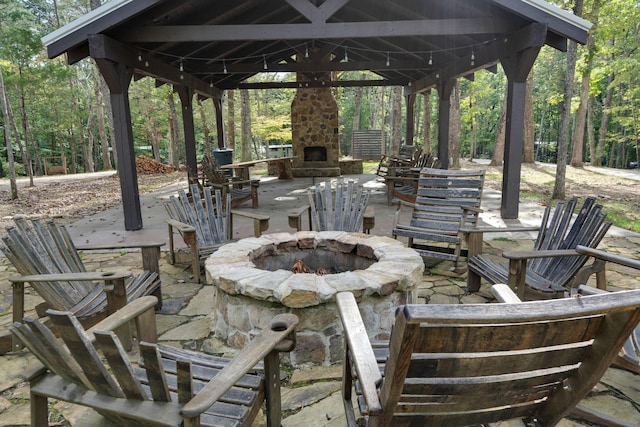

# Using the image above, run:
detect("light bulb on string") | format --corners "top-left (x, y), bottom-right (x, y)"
top-left (138, 52), bottom-right (142, 62)
top-left (263, 55), bottom-right (268, 69)
top-left (471, 49), bottom-right (475, 66)
top-left (305, 43), bottom-right (309, 58)
top-left (386, 51), bottom-right (390, 67)
top-left (223, 59), bottom-right (227, 74)
top-left (180, 60), bottom-right (184, 79)
top-left (428, 52), bottom-right (433, 66)
top-left (344, 46), bottom-right (348, 62)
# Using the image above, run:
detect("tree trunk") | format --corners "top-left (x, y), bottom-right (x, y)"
top-left (92, 65), bottom-right (112, 170)
top-left (167, 91), bottom-right (181, 168)
top-left (595, 72), bottom-right (614, 167)
top-left (390, 86), bottom-right (402, 155)
top-left (422, 90), bottom-right (432, 155)
top-left (552, 0), bottom-right (582, 200)
top-left (351, 75), bottom-right (365, 156)
top-left (0, 66), bottom-right (18, 199)
top-left (198, 98), bottom-right (211, 155)
top-left (226, 90), bottom-right (236, 153)
top-left (17, 68), bottom-right (34, 183)
top-left (490, 88), bottom-right (507, 166)
top-left (587, 94), bottom-right (596, 164)
top-left (240, 89), bottom-right (252, 162)
top-left (523, 71), bottom-right (535, 163)
top-left (449, 80), bottom-right (461, 169)
top-left (571, 0), bottom-right (599, 167)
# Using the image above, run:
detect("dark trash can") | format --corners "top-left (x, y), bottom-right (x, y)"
top-left (212, 148), bottom-right (233, 166)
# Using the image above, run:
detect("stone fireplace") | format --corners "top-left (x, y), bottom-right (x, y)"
top-left (205, 231), bottom-right (424, 366)
top-left (291, 84), bottom-right (341, 177)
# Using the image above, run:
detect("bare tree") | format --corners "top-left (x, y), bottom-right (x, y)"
top-left (449, 80), bottom-right (461, 169)
top-left (390, 86), bottom-right (402, 155)
top-left (240, 89), bottom-right (252, 162)
top-left (491, 89), bottom-right (507, 166)
top-left (1, 66), bottom-right (18, 199)
top-left (553, 0), bottom-right (583, 200)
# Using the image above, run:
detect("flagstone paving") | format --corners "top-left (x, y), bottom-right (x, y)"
top-left (1, 233), bottom-right (639, 426)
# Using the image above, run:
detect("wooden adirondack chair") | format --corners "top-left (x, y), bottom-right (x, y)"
top-left (573, 245), bottom-right (640, 375)
top-left (391, 168), bottom-right (485, 270)
top-left (383, 153), bottom-right (441, 205)
top-left (376, 144), bottom-right (421, 178)
top-left (466, 197), bottom-right (612, 300)
top-left (200, 154), bottom-right (260, 208)
top-left (165, 184), bottom-right (269, 283)
top-left (337, 287), bottom-right (640, 427)
top-left (0, 216), bottom-right (163, 353)
top-left (10, 295), bottom-right (298, 427)
top-left (287, 177), bottom-right (374, 233)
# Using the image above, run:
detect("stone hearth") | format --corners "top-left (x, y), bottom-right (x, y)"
top-left (205, 231), bottom-right (424, 366)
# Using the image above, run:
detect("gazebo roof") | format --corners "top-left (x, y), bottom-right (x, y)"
top-left (43, 0), bottom-right (591, 97)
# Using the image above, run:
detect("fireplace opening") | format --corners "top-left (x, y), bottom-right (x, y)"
top-left (304, 147), bottom-right (327, 162)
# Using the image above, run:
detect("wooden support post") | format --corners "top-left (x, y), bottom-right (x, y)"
top-left (437, 79), bottom-right (455, 169)
top-left (176, 85), bottom-right (198, 181)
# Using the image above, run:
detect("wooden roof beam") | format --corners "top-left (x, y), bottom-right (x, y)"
top-left (122, 19), bottom-right (513, 42)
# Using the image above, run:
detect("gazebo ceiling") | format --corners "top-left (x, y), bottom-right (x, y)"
top-left (43, 0), bottom-right (591, 97)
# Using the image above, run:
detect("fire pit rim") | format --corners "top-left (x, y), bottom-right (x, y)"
top-left (205, 231), bottom-right (424, 308)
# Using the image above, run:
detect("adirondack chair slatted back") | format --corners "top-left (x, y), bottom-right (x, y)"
top-left (392, 168), bottom-right (485, 269)
top-left (1, 217), bottom-right (94, 309)
top-left (337, 290), bottom-right (640, 426)
top-left (202, 154), bottom-right (230, 185)
top-left (528, 197), bottom-right (610, 286)
top-left (10, 298), bottom-right (297, 427)
top-left (166, 184), bottom-right (232, 249)
top-left (308, 178), bottom-right (370, 232)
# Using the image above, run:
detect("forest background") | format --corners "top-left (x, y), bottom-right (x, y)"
top-left (1, 0), bottom-right (639, 200)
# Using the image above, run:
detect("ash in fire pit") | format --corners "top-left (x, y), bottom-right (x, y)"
top-left (205, 231), bottom-right (424, 366)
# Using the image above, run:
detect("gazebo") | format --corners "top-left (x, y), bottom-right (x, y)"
top-left (43, 0), bottom-right (591, 230)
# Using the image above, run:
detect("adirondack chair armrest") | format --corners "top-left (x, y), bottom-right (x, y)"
top-left (502, 249), bottom-right (579, 260)
top-left (576, 245), bottom-right (640, 270)
top-left (288, 205), bottom-right (311, 231)
top-left (491, 283), bottom-right (522, 303)
top-left (75, 241), bottom-right (165, 251)
top-left (460, 225), bottom-right (543, 258)
top-left (336, 292), bottom-right (384, 415)
top-left (230, 209), bottom-right (270, 237)
top-left (166, 218), bottom-right (196, 234)
top-left (86, 295), bottom-right (158, 344)
top-left (180, 313), bottom-right (298, 418)
top-left (9, 271), bottom-right (133, 284)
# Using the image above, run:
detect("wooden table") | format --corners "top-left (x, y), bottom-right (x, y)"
top-left (221, 157), bottom-right (295, 180)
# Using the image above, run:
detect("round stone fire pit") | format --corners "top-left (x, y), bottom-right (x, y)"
top-left (205, 231), bottom-right (424, 366)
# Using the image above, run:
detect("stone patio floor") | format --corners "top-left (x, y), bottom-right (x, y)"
top-left (1, 234), bottom-right (640, 426)
top-left (1, 171), bottom-right (640, 426)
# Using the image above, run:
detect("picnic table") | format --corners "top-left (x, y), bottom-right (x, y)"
top-left (221, 156), bottom-right (295, 180)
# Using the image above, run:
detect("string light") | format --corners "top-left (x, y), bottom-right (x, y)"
top-left (138, 52), bottom-right (142, 62)
top-left (223, 59), bottom-right (227, 74)
top-left (428, 52), bottom-right (433, 66)
top-left (180, 60), bottom-right (184, 79)
top-left (305, 43), bottom-right (309, 58)
top-left (263, 54), bottom-right (268, 69)
top-left (344, 46), bottom-right (348, 62)
top-left (471, 49), bottom-right (475, 66)
top-left (386, 51), bottom-right (390, 67)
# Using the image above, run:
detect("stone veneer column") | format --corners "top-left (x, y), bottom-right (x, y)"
top-left (291, 85), bottom-right (341, 177)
